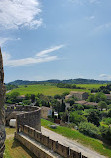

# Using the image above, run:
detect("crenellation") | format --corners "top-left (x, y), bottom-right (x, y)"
top-left (16, 125), bottom-right (88, 158)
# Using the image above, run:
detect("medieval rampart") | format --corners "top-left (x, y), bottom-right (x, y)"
top-left (5, 105), bottom-right (41, 131)
top-left (15, 125), bottom-right (87, 158)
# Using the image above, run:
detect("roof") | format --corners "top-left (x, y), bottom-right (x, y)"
top-left (75, 100), bottom-right (98, 106)
top-left (70, 91), bottom-right (88, 95)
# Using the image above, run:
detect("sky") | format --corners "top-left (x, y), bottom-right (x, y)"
top-left (0, 0), bottom-right (111, 83)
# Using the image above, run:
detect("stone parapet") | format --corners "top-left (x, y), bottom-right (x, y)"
top-left (17, 125), bottom-right (88, 158)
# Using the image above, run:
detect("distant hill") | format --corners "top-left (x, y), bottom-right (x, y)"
top-left (7, 78), bottom-right (111, 85)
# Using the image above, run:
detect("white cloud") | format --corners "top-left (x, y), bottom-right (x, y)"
top-left (3, 45), bottom-right (64, 67)
top-left (0, 0), bottom-right (42, 30)
top-left (36, 45), bottom-right (64, 57)
top-left (0, 37), bottom-right (21, 47)
top-left (99, 74), bottom-right (111, 80)
top-left (94, 22), bottom-right (111, 32)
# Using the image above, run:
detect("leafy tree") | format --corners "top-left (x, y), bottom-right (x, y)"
top-left (30, 94), bottom-right (35, 103)
top-left (94, 92), bottom-right (106, 103)
top-left (102, 117), bottom-right (111, 125)
top-left (79, 122), bottom-right (99, 138)
top-left (87, 94), bottom-right (95, 102)
top-left (60, 99), bottom-right (66, 112)
top-left (100, 126), bottom-right (111, 144)
top-left (61, 112), bottom-right (68, 122)
top-left (107, 109), bottom-right (111, 117)
top-left (108, 104), bottom-right (111, 109)
top-left (69, 111), bottom-right (86, 125)
top-left (66, 98), bottom-right (75, 106)
top-left (25, 94), bottom-right (31, 100)
top-left (61, 92), bottom-right (69, 98)
top-left (54, 94), bottom-right (61, 99)
top-left (22, 100), bottom-right (31, 105)
top-left (87, 110), bottom-right (100, 126)
top-left (98, 101), bottom-right (107, 111)
top-left (8, 92), bottom-right (20, 103)
top-left (73, 104), bottom-right (84, 111)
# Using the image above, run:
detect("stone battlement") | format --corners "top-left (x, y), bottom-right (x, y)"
top-left (15, 125), bottom-right (87, 158)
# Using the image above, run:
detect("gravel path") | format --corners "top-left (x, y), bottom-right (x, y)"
top-left (41, 126), bottom-right (106, 158)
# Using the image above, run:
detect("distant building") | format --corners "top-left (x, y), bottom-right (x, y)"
top-left (105, 94), bottom-right (111, 100)
top-left (65, 91), bottom-right (88, 101)
top-left (41, 106), bottom-right (52, 119)
top-left (75, 100), bottom-right (98, 106)
top-left (65, 94), bottom-right (72, 100)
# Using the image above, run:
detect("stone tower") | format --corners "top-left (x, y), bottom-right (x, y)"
top-left (0, 48), bottom-right (6, 158)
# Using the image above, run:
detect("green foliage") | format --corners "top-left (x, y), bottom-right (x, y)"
top-left (100, 126), bottom-right (111, 144)
top-left (22, 100), bottom-right (31, 105)
top-left (66, 98), bottom-right (75, 106)
top-left (79, 122), bottom-right (99, 138)
top-left (94, 92), bottom-right (106, 103)
top-left (98, 101), bottom-right (107, 111)
top-left (102, 118), bottom-right (111, 125)
top-left (73, 104), bottom-right (84, 111)
top-left (57, 83), bottom-right (85, 90)
top-left (69, 111), bottom-right (86, 125)
top-left (30, 94), bottom-right (35, 103)
top-left (107, 109), bottom-right (111, 117)
top-left (54, 94), bottom-right (61, 99)
top-left (108, 104), bottom-right (111, 109)
top-left (61, 112), bottom-right (68, 122)
top-left (6, 84), bottom-right (18, 91)
top-left (87, 94), bottom-right (95, 102)
top-left (41, 119), bottom-right (111, 158)
top-left (6, 92), bottom-right (20, 103)
top-left (87, 109), bottom-right (100, 126)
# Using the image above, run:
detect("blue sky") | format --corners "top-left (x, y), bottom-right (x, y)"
top-left (0, 0), bottom-right (111, 83)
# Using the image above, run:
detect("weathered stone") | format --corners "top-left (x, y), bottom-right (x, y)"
top-left (0, 47), bottom-right (6, 158)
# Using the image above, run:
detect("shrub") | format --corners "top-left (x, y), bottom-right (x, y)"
top-left (79, 122), bottom-right (99, 138)
top-left (73, 104), bottom-right (84, 110)
top-left (102, 118), bottom-right (111, 125)
top-left (69, 111), bottom-right (86, 125)
top-left (100, 126), bottom-right (111, 144)
top-left (107, 109), bottom-right (111, 117)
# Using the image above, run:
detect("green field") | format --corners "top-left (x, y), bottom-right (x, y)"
top-left (7, 84), bottom-right (105, 96)
top-left (41, 119), bottom-right (111, 158)
top-left (77, 84), bottom-right (106, 89)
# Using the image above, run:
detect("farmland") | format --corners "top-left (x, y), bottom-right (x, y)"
top-left (7, 84), bottom-right (105, 96)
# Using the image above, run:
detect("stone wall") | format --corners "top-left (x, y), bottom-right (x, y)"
top-left (17, 125), bottom-right (87, 158)
top-left (0, 47), bottom-right (6, 158)
top-left (5, 105), bottom-right (41, 131)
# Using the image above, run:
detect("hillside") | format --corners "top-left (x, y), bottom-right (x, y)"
top-left (7, 78), bottom-right (111, 85)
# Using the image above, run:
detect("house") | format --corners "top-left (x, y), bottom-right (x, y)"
top-left (105, 94), bottom-right (111, 100)
top-left (65, 91), bottom-right (88, 101)
top-left (41, 106), bottom-right (52, 119)
top-left (65, 94), bottom-right (72, 100)
top-left (75, 100), bottom-right (98, 106)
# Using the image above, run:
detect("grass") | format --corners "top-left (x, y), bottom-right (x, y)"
top-left (8, 84), bottom-right (90, 96)
top-left (4, 127), bottom-right (36, 158)
top-left (7, 84), bottom-right (106, 96)
top-left (41, 119), bottom-right (111, 158)
top-left (77, 84), bottom-right (107, 89)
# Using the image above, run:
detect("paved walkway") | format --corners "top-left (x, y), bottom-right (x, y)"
top-left (41, 127), bottom-right (106, 158)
